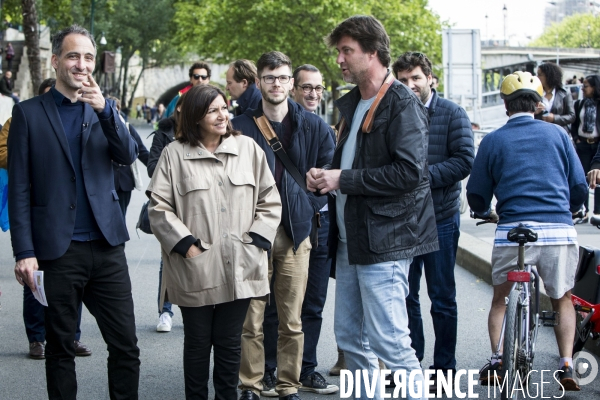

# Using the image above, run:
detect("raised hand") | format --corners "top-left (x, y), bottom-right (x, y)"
top-left (78, 73), bottom-right (106, 112)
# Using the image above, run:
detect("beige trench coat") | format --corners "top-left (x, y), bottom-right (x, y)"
top-left (147, 134), bottom-right (282, 308)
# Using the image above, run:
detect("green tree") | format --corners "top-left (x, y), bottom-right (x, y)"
top-left (174, 0), bottom-right (442, 119)
top-left (530, 13), bottom-right (600, 49)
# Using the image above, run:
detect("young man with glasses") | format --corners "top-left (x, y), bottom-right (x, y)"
top-left (393, 51), bottom-right (474, 392)
top-left (233, 52), bottom-right (335, 400)
top-left (164, 61), bottom-right (211, 117)
top-left (258, 64), bottom-right (338, 396)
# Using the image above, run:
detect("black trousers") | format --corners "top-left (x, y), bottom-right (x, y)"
top-left (39, 240), bottom-right (140, 400)
top-left (180, 298), bottom-right (251, 400)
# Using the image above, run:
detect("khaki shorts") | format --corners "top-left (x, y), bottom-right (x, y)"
top-left (491, 244), bottom-right (578, 299)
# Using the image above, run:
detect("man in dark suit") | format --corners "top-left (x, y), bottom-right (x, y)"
top-left (7, 25), bottom-right (140, 400)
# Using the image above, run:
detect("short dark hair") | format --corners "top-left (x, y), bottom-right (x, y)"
top-left (38, 78), bottom-right (56, 96)
top-left (177, 85), bottom-right (239, 147)
top-left (256, 51), bottom-right (292, 77)
top-left (505, 94), bottom-right (538, 114)
top-left (51, 25), bottom-right (96, 57)
top-left (292, 64), bottom-right (320, 83)
top-left (585, 74), bottom-right (600, 101)
top-left (537, 62), bottom-right (563, 90)
top-left (189, 62), bottom-right (211, 78)
top-left (392, 52), bottom-right (433, 78)
top-left (229, 59), bottom-right (257, 83)
top-left (325, 15), bottom-right (390, 68)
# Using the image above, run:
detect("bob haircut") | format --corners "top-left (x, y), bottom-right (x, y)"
top-left (177, 85), bottom-right (240, 147)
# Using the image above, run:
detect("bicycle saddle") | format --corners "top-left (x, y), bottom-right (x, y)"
top-left (507, 224), bottom-right (538, 244)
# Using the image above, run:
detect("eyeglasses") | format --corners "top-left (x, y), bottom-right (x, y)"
top-left (262, 75), bottom-right (291, 84)
top-left (192, 74), bottom-right (210, 80)
top-left (297, 85), bottom-right (325, 94)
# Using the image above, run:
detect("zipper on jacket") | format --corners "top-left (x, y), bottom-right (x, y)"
top-left (284, 172), bottom-right (297, 254)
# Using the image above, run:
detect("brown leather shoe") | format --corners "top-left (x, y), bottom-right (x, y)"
top-left (329, 347), bottom-right (346, 376)
top-left (29, 341), bottom-right (45, 359)
top-left (74, 340), bottom-right (92, 357)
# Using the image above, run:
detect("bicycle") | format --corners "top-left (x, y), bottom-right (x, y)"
top-left (472, 213), bottom-right (556, 399)
top-left (571, 244), bottom-right (600, 355)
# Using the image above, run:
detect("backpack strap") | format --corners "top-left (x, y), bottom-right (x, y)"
top-left (253, 115), bottom-right (308, 192)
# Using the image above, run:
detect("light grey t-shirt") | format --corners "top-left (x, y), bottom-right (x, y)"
top-left (336, 96), bottom-right (376, 243)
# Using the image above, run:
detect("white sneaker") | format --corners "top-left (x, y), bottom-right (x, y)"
top-left (156, 313), bottom-right (172, 332)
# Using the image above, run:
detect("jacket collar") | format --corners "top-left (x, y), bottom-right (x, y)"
top-left (236, 83), bottom-right (261, 112)
top-left (335, 70), bottom-right (395, 123)
top-left (427, 89), bottom-right (439, 117)
top-left (182, 135), bottom-right (239, 160)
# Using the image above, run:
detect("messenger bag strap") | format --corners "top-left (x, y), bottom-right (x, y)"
top-left (253, 115), bottom-right (308, 193)
top-left (361, 72), bottom-right (395, 133)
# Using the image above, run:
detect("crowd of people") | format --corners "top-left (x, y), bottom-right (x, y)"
top-left (1, 14), bottom-right (600, 400)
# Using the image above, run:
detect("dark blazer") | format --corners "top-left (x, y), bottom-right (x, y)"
top-left (7, 91), bottom-right (138, 261)
top-left (113, 124), bottom-right (149, 192)
top-left (534, 87), bottom-right (575, 128)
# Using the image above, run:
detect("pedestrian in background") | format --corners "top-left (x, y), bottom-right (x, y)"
top-left (570, 74), bottom-right (600, 226)
top-left (535, 62), bottom-right (575, 131)
top-left (147, 85), bottom-right (282, 400)
top-left (5, 42), bottom-right (14, 71)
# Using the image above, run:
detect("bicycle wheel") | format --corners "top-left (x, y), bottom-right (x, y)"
top-left (573, 311), bottom-right (592, 354)
top-left (502, 289), bottom-right (521, 400)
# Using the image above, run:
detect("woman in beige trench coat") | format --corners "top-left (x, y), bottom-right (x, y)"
top-left (147, 85), bottom-right (282, 399)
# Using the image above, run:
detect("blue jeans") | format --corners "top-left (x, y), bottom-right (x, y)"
top-left (158, 258), bottom-right (173, 317)
top-left (335, 241), bottom-right (424, 400)
top-left (407, 212), bottom-right (460, 371)
top-left (264, 212), bottom-right (331, 378)
top-left (23, 284), bottom-right (82, 343)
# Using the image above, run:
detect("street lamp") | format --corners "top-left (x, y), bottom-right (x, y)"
top-left (485, 14), bottom-right (489, 42)
top-left (503, 4), bottom-right (508, 45)
top-left (100, 32), bottom-right (107, 46)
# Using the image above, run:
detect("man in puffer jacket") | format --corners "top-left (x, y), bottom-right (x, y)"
top-left (393, 51), bottom-right (474, 390)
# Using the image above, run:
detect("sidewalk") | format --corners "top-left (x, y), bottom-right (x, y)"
top-left (456, 208), bottom-right (600, 357)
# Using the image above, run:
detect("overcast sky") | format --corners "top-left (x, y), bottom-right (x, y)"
top-left (428, 0), bottom-right (548, 42)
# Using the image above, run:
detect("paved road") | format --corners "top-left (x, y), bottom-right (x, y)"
top-left (1, 122), bottom-right (599, 399)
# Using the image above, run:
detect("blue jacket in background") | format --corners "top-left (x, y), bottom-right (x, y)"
top-left (234, 83), bottom-right (262, 117)
top-left (467, 115), bottom-right (588, 225)
top-left (426, 90), bottom-right (474, 221)
top-left (232, 99), bottom-right (335, 251)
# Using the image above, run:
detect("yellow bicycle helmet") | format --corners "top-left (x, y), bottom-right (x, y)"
top-left (500, 71), bottom-right (543, 102)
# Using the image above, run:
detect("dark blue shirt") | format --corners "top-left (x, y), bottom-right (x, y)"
top-left (51, 87), bottom-right (111, 241)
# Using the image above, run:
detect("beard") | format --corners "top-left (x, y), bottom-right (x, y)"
top-left (261, 87), bottom-right (287, 106)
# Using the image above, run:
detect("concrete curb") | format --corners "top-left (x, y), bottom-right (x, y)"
top-left (457, 231), bottom-right (600, 357)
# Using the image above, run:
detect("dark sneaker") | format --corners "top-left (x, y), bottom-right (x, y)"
top-left (239, 389), bottom-right (259, 400)
top-left (279, 394), bottom-right (301, 400)
top-left (261, 370), bottom-right (278, 397)
top-left (299, 371), bottom-right (339, 394)
top-left (557, 364), bottom-right (580, 391)
top-left (479, 360), bottom-right (503, 385)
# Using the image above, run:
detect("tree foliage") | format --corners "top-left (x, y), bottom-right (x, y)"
top-left (174, 0), bottom-right (443, 85)
top-left (530, 13), bottom-right (600, 48)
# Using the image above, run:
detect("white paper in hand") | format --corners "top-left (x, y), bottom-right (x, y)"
top-left (33, 271), bottom-right (48, 306)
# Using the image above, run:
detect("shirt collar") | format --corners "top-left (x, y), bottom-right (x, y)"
top-left (51, 87), bottom-right (78, 107)
top-left (424, 92), bottom-right (433, 108)
top-left (508, 112), bottom-right (534, 121)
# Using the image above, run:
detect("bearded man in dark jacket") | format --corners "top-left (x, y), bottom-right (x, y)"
top-left (308, 16), bottom-right (438, 398)
top-left (393, 51), bottom-right (474, 388)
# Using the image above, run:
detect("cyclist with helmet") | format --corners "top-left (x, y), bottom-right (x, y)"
top-left (466, 71), bottom-right (588, 390)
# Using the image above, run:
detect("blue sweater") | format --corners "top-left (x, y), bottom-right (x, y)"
top-left (466, 115), bottom-right (588, 225)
